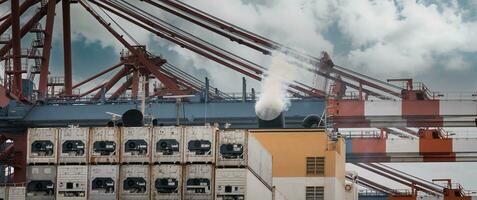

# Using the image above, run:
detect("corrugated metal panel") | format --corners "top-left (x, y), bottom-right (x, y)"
top-left (119, 165), bottom-right (150, 199)
top-left (0, 186), bottom-right (6, 200)
top-left (184, 164), bottom-right (214, 200)
top-left (386, 138), bottom-right (419, 153)
top-left (420, 138), bottom-right (453, 154)
top-left (89, 165), bottom-right (119, 200)
top-left (453, 138), bottom-right (477, 152)
top-left (121, 127), bottom-right (151, 163)
top-left (59, 127), bottom-right (89, 164)
top-left (56, 165), bottom-right (88, 200)
top-left (27, 128), bottom-right (58, 164)
top-left (184, 126), bottom-right (217, 163)
top-left (351, 139), bottom-right (386, 154)
top-left (151, 164), bottom-right (182, 200)
top-left (26, 165), bottom-right (56, 200)
top-left (90, 127), bottom-right (119, 164)
top-left (248, 134), bottom-right (273, 187)
top-left (364, 101), bottom-right (401, 116)
top-left (8, 186), bottom-right (26, 200)
top-left (402, 100), bottom-right (439, 116)
top-left (439, 100), bottom-right (477, 116)
top-left (152, 126), bottom-right (183, 164)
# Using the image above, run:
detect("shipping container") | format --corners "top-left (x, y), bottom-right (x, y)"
top-left (90, 127), bottom-right (119, 164)
top-left (56, 165), bottom-right (88, 200)
top-left (217, 130), bottom-right (273, 187)
top-left (0, 186), bottom-right (6, 200)
top-left (26, 165), bottom-right (56, 200)
top-left (8, 186), bottom-right (26, 200)
top-left (88, 165), bottom-right (119, 200)
top-left (151, 164), bottom-right (182, 200)
top-left (183, 164), bottom-right (214, 200)
top-left (27, 128), bottom-right (58, 164)
top-left (215, 168), bottom-right (272, 200)
top-left (59, 128), bottom-right (89, 164)
top-left (152, 126), bottom-right (183, 164)
top-left (184, 126), bottom-right (217, 163)
top-left (119, 165), bottom-right (150, 200)
top-left (121, 127), bottom-right (151, 163)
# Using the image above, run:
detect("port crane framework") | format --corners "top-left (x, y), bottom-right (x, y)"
top-left (0, 0), bottom-right (476, 197)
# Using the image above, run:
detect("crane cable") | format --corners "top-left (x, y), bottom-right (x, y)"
top-left (95, 2), bottom-right (140, 46)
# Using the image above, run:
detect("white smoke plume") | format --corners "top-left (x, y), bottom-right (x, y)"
top-left (255, 54), bottom-right (297, 120)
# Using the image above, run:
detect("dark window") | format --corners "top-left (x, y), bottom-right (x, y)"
top-left (306, 186), bottom-right (324, 200)
top-left (306, 157), bottom-right (325, 176)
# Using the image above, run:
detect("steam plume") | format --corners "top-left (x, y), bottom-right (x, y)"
top-left (255, 55), bottom-right (297, 120)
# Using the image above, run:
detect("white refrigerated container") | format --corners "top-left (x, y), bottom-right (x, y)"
top-left (90, 127), bottom-right (119, 164)
top-left (183, 164), bottom-right (214, 200)
top-left (0, 186), bottom-right (6, 200)
top-left (184, 126), bottom-right (217, 163)
top-left (152, 126), bottom-right (183, 164)
top-left (27, 128), bottom-right (58, 164)
top-left (215, 168), bottom-right (272, 200)
top-left (8, 186), bottom-right (26, 200)
top-left (89, 165), bottom-right (119, 200)
top-left (151, 164), bottom-right (182, 200)
top-left (26, 165), bottom-right (56, 200)
top-left (119, 165), bottom-right (150, 200)
top-left (121, 127), bottom-right (151, 164)
top-left (59, 127), bottom-right (89, 164)
top-left (217, 130), bottom-right (273, 187)
top-left (56, 165), bottom-right (88, 200)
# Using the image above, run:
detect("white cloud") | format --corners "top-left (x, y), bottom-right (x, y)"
top-left (337, 0), bottom-right (477, 75)
top-left (445, 55), bottom-right (471, 70)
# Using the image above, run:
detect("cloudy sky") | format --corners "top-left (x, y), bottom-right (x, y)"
top-left (2, 0), bottom-right (477, 192)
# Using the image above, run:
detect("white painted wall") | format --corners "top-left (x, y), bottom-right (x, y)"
top-left (272, 177), bottom-right (343, 200)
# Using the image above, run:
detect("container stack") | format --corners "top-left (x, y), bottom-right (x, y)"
top-left (183, 126), bottom-right (216, 200)
top-left (151, 126), bottom-right (182, 200)
top-left (26, 128), bottom-right (58, 200)
top-left (89, 127), bottom-right (120, 200)
top-left (24, 125), bottom-right (272, 199)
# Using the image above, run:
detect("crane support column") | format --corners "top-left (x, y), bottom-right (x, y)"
top-left (11, 0), bottom-right (22, 96)
top-left (38, 0), bottom-right (57, 98)
top-left (62, 0), bottom-right (73, 96)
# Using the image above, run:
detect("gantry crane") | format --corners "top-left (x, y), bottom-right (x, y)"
top-left (0, 1), bottom-right (476, 194)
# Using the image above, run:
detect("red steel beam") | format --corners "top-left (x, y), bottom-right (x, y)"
top-left (38, 0), bottom-right (57, 98)
top-left (100, 1), bottom-right (263, 75)
top-left (79, 0), bottom-right (181, 93)
top-left (62, 0), bottom-right (73, 96)
top-left (355, 163), bottom-right (440, 195)
top-left (144, 0), bottom-right (270, 54)
top-left (153, 0), bottom-right (319, 64)
top-left (131, 70), bottom-right (139, 99)
top-left (109, 77), bottom-right (132, 100)
top-left (93, 1), bottom-right (323, 98)
top-left (79, 82), bottom-right (106, 97)
top-left (0, 14), bottom-right (9, 22)
top-left (366, 163), bottom-right (442, 194)
top-left (0, 144), bottom-right (15, 161)
top-left (92, 67), bottom-right (131, 100)
top-left (11, 0), bottom-right (22, 96)
top-left (0, 0), bottom-right (39, 36)
top-left (0, 0), bottom-right (60, 58)
top-left (71, 61), bottom-right (124, 90)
